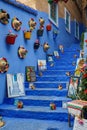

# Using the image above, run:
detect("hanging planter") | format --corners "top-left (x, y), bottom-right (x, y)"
top-left (48, 0), bottom-right (53, 4)
top-left (53, 30), bottom-right (58, 39)
top-left (34, 39), bottom-right (40, 50)
top-left (46, 24), bottom-right (52, 31)
top-left (6, 33), bottom-right (17, 45)
top-left (24, 31), bottom-right (31, 40)
top-left (37, 28), bottom-right (44, 37)
top-left (0, 57), bottom-right (9, 73)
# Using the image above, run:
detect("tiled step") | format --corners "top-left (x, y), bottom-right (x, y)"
top-left (0, 104), bottom-right (70, 121)
top-left (25, 88), bottom-right (68, 96)
top-left (24, 82), bottom-right (68, 89)
top-left (4, 96), bottom-right (71, 107)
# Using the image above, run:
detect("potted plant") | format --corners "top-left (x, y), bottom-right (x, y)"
top-left (53, 29), bottom-right (58, 39)
top-left (6, 32), bottom-right (17, 45)
top-left (34, 39), bottom-right (40, 50)
top-left (37, 27), bottom-right (44, 37)
top-left (24, 30), bottom-right (31, 40)
top-left (48, 0), bottom-right (53, 4)
top-left (46, 24), bottom-right (52, 31)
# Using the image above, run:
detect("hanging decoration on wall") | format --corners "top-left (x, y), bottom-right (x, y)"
top-left (6, 31), bottom-right (17, 45)
top-left (53, 29), bottom-right (58, 39)
top-left (0, 9), bottom-right (10, 24)
top-left (7, 73), bottom-right (25, 98)
top-left (39, 17), bottom-right (45, 28)
top-left (28, 18), bottom-right (36, 32)
top-left (37, 17), bottom-right (45, 37)
top-left (37, 27), bottom-right (44, 37)
top-left (46, 23), bottom-right (52, 31)
top-left (0, 57), bottom-right (9, 73)
top-left (34, 39), bottom-right (40, 50)
top-left (25, 66), bottom-right (36, 82)
top-left (18, 46), bottom-right (28, 59)
top-left (43, 42), bottom-right (50, 52)
top-left (23, 30), bottom-right (31, 40)
top-left (11, 17), bottom-right (22, 31)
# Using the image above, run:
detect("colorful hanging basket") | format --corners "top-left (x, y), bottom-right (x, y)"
top-left (24, 31), bottom-right (31, 39)
top-left (0, 57), bottom-right (9, 73)
top-left (6, 33), bottom-right (17, 45)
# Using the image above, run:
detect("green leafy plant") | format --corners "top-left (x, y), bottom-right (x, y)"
top-left (80, 32), bottom-right (84, 49)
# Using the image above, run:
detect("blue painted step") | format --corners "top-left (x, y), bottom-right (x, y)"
top-left (4, 96), bottom-right (71, 107)
top-left (0, 104), bottom-right (70, 121)
top-left (36, 70), bottom-right (74, 75)
top-left (25, 88), bottom-right (68, 96)
top-left (47, 66), bottom-right (75, 70)
top-left (24, 82), bottom-right (68, 89)
top-left (36, 76), bottom-right (70, 81)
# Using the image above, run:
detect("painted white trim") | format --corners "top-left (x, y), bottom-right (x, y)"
top-left (64, 8), bottom-right (71, 33)
top-left (75, 19), bottom-right (79, 40)
top-left (48, 3), bottom-right (58, 27)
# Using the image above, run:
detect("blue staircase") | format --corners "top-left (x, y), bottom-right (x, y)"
top-left (0, 44), bottom-right (80, 122)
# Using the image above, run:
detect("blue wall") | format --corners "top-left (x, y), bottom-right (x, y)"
top-left (0, 0), bottom-right (83, 103)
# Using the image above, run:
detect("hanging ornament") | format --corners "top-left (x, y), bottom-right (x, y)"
top-left (39, 17), bottom-right (45, 28)
top-left (0, 57), bottom-right (9, 73)
top-left (43, 42), bottom-right (50, 52)
top-left (0, 9), bottom-right (10, 24)
top-left (11, 17), bottom-right (22, 31)
top-left (28, 18), bottom-right (36, 32)
top-left (18, 46), bottom-right (28, 59)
